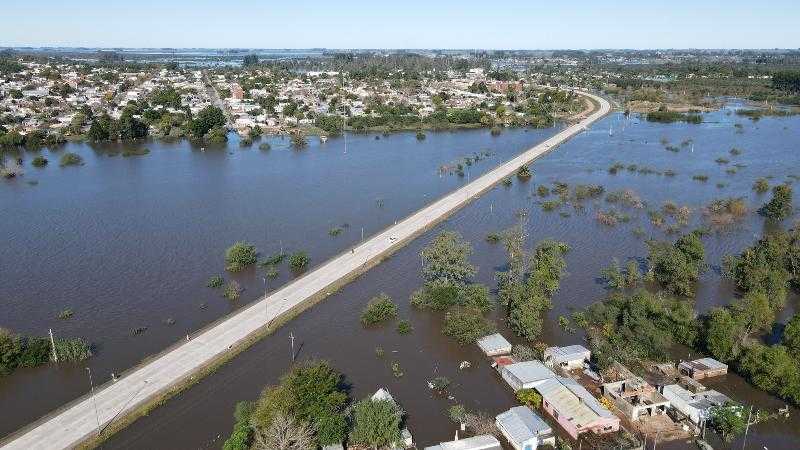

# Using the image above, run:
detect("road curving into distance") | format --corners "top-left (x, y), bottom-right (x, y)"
top-left (0, 90), bottom-right (611, 450)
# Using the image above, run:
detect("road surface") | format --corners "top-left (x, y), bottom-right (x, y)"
top-left (0, 91), bottom-right (610, 450)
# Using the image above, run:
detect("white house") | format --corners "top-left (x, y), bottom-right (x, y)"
top-left (660, 384), bottom-right (730, 425)
top-left (424, 434), bottom-right (502, 450)
top-left (500, 361), bottom-right (556, 392)
top-left (495, 406), bottom-right (555, 450)
top-left (476, 333), bottom-right (512, 357)
top-left (543, 345), bottom-right (591, 370)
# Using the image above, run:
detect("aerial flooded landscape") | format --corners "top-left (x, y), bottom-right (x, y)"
top-left (2, 3), bottom-right (800, 450)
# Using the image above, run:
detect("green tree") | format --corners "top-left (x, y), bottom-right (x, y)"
top-left (759, 184), bottom-right (793, 220)
top-left (442, 307), bottom-right (495, 345)
top-left (349, 398), bottom-right (403, 449)
top-left (360, 294), bottom-right (398, 326)
top-left (709, 404), bottom-right (748, 441)
top-left (225, 242), bottom-right (257, 272)
top-left (647, 232), bottom-right (705, 297)
top-left (783, 313), bottom-right (800, 357)
top-left (222, 401), bottom-right (254, 450)
top-left (189, 106), bottom-right (226, 139)
top-left (421, 231), bottom-right (476, 286)
top-left (703, 307), bottom-right (742, 362)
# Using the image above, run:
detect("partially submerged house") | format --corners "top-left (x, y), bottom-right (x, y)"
top-left (536, 376), bottom-right (620, 440)
top-left (424, 434), bottom-right (502, 450)
top-left (477, 333), bottom-right (512, 357)
top-left (500, 360), bottom-right (557, 392)
top-left (495, 406), bottom-right (555, 450)
top-left (660, 384), bottom-right (730, 425)
top-left (543, 345), bottom-right (591, 371)
top-left (601, 377), bottom-right (671, 422)
top-left (678, 357), bottom-right (728, 380)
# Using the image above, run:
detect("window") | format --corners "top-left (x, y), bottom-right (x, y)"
top-left (553, 411), bottom-right (559, 420)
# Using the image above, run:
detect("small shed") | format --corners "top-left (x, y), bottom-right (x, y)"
top-left (477, 333), bottom-right (512, 356)
top-left (500, 360), bottom-right (556, 392)
top-left (424, 434), bottom-right (502, 450)
top-left (543, 345), bottom-right (591, 370)
top-left (678, 358), bottom-right (728, 380)
top-left (495, 406), bottom-right (555, 450)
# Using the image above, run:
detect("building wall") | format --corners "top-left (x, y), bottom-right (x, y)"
top-left (541, 399), bottom-right (580, 440)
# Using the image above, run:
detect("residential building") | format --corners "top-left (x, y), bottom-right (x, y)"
top-left (601, 377), bottom-right (670, 421)
top-left (543, 345), bottom-right (591, 370)
top-left (536, 377), bottom-right (620, 439)
top-left (660, 384), bottom-right (730, 425)
top-left (477, 333), bottom-right (512, 357)
top-left (500, 360), bottom-right (557, 392)
top-left (424, 434), bottom-right (502, 450)
top-left (495, 406), bottom-right (555, 450)
top-left (678, 358), bottom-right (728, 380)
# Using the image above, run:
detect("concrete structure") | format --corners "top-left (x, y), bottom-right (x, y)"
top-left (601, 377), bottom-right (670, 421)
top-left (500, 360), bottom-right (557, 391)
top-left (424, 435), bottom-right (502, 450)
top-left (495, 406), bottom-right (555, 450)
top-left (678, 358), bottom-right (728, 380)
top-left (0, 91), bottom-right (610, 450)
top-left (660, 384), bottom-right (730, 425)
top-left (543, 345), bottom-right (591, 370)
top-left (537, 377), bottom-right (620, 440)
top-left (477, 333), bottom-right (512, 356)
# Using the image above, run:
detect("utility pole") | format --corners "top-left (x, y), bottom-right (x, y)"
top-left (49, 328), bottom-right (58, 363)
top-left (86, 367), bottom-right (100, 436)
top-left (289, 332), bottom-right (295, 362)
top-left (263, 277), bottom-right (267, 299)
top-left (279, 240), bottom-right (283, 255)
top-left (742, 405), bottom-right (755, 450)
top-left (361, 227), bottom-right (364, 241)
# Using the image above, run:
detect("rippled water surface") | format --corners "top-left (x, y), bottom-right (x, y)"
top-left (2, 105), bottom-right (800, 449)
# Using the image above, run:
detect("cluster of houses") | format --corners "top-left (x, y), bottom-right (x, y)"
top-left (424, 332), bottom-right (732, 450)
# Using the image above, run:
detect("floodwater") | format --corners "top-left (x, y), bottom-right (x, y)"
top-left (3, 104), bottom-right (800, 449)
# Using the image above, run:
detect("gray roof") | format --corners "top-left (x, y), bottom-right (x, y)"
top-left (476, 333), bottom-right (512, 355)
top-left (496, 406), bottom-right (552, 444)
top-left (505, 360), bottom-right (556, 384)
top-left (536, 377), bottom-right (616, 427)
top-left (424, 434), bottom-right (502, 450)
top-left (545, 345), bottom-right (590, 363)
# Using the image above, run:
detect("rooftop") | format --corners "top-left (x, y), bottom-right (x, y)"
top-left (476, 333), bottom-right (512, 356)
top-left (424, 434), bottom-right (502, 450)
top-left (505, 360), bottom-right (557, 384)
top-left (496, 406), bottom-right (552, 444)
top-left (537, 377), bottom-right (616, 427)
top-left (545, 344), bottom-right (590, 363)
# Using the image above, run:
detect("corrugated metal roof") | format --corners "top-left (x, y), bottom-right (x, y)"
top-left (545, 345), bottom-right (590, 363)
top-left (477, 333), bottom-right (512, 355)
top-left (496, 406), bottom-right (552, 445)
top-left (505, 360), bottom-right (556, 384)
top-left (537, 377), bottom-right (615, 427)
top-left (426, 434), bottom-right (502, 450)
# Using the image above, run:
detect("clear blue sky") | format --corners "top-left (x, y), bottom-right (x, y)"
top-left (3, 0), bottom-right (799, 49)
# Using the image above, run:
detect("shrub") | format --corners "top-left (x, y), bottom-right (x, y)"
top-left (516, 388), bottom-right (542, 408)
top-left (396, 320), bottom-right (413, 334)
top-left (258, 142), bottom-right (271, 151)
top-left (360, 293), bottom-right (398, 326)
top-left (486, 232), bottom-right (501, 244)
top-left (224, 281), bottom-right (242, 300)
top-left (31, 156), bottom-right (48, 167)
top-left (121, 147), bottom-right (150, 157)
top-left (759, 184), bottom-right (793, 220)
top-left (490, 126), bottom-right (502, 136)
top-left (516, 165), bottom-right (532, 180)
top-left (59, 152), bottom-right (83, 166)
top-left (753, 178), bottom-right (770, 194)
top-left (53, 338), bottom-right (92, 362)
top-left (58, 309), bottom-right (73, 320)
top-left (225, 242), bottom-right (257, 272)
top-left (288, 251), bottom-right (309, 271)
top-left (692, 174), bottom-right (709, 182)
top-left (416, 131), bottom-right (426, 140)
top-left (207, 275), bottom-right (224, 288)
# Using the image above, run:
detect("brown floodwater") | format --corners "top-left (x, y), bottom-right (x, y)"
top-left (2, 103), bottom-right (800, 449)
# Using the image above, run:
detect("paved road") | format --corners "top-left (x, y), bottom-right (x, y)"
top-left (1, 91), bottom-right (610, 450)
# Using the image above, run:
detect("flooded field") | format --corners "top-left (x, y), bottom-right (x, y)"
top-left (3, 103), bottom-right (800, 449)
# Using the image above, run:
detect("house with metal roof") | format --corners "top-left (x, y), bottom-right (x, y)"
top-left (500, 360), bottom-right (557, 392)
top-left (424, 434), bottom-right (502, 450)
top-left (477, 333), bottom-right (512, 357)
top-left (678, 357), bottom-right (728, 380)
top-left (495, 406), bottom-right (555, 450)
top-left (660, 384), bottom-right (730, 425)
top-left (543, 345), bottom-right (591, 370)
top-left (535, 377), bottom-right (620, 439)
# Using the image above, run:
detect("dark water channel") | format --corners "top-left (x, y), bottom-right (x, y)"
top-left (3, 104), bottom-right (800, 449)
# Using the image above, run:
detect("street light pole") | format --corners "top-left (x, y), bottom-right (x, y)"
top-left (86, 367), bottom-right (100, 436)
top-left (289, 332), bottom-right (295, 362)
